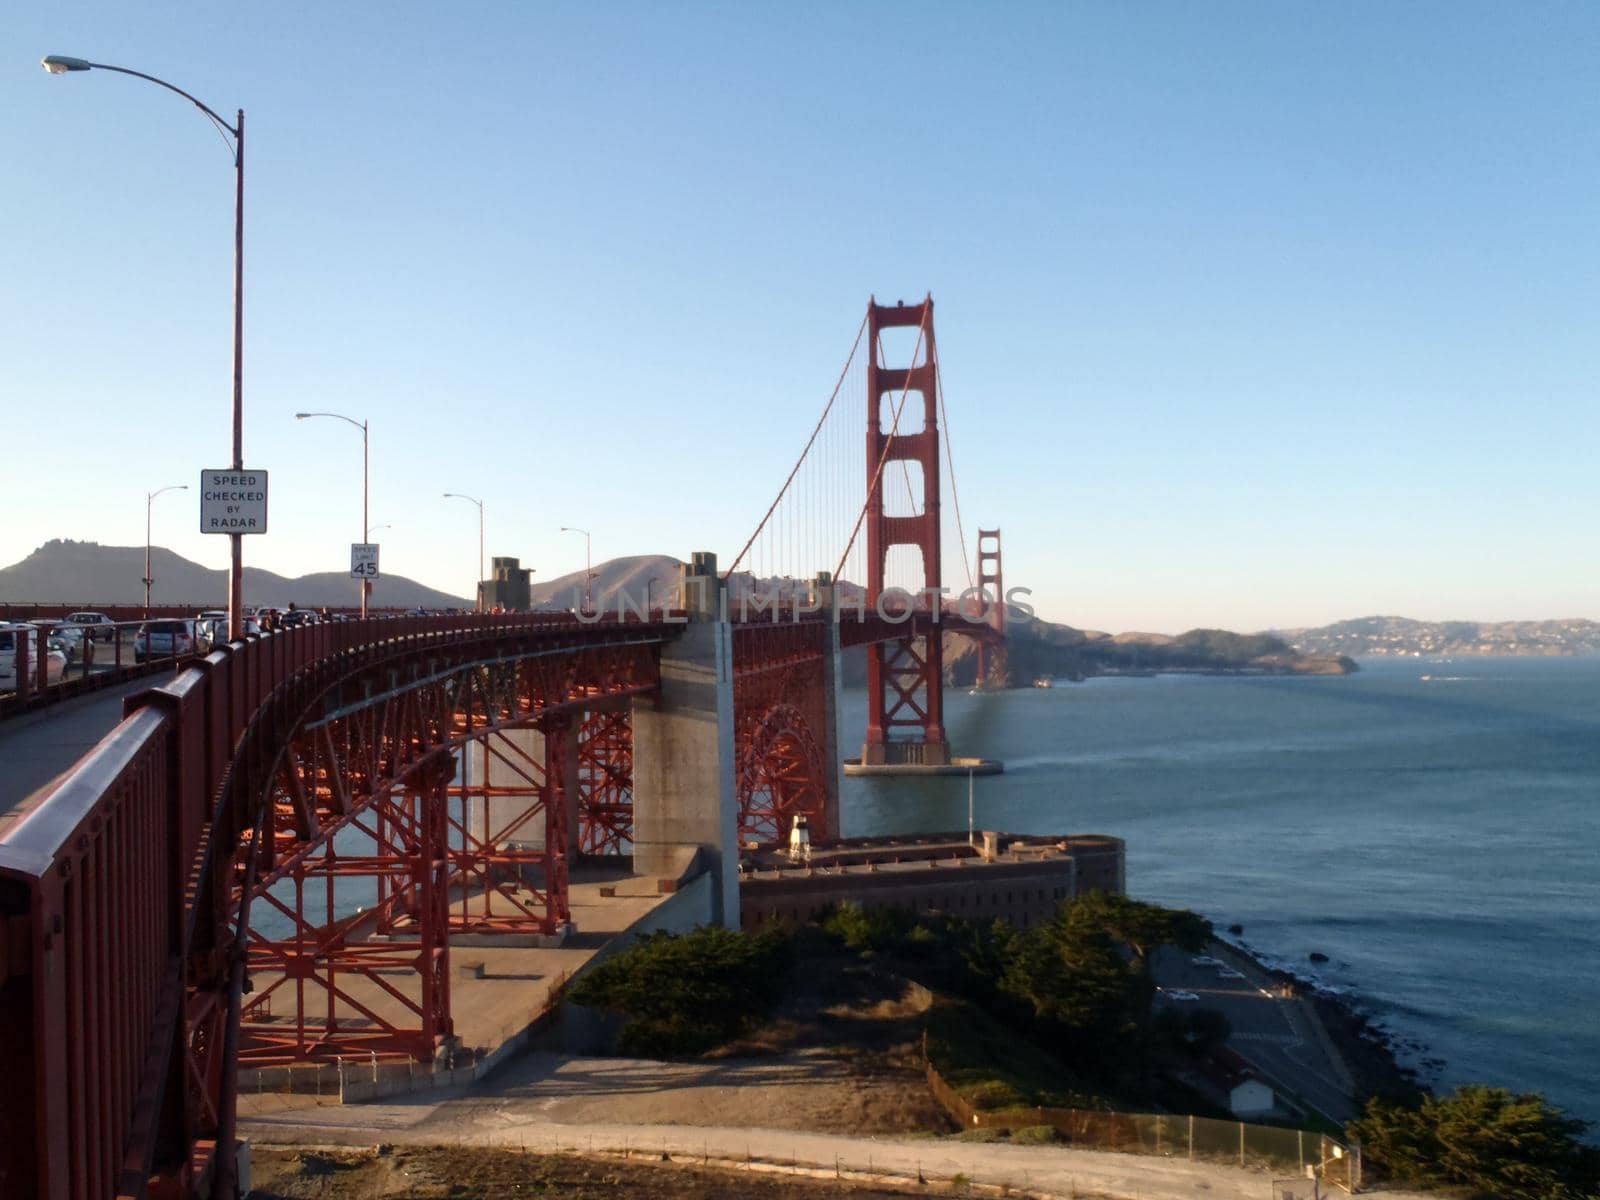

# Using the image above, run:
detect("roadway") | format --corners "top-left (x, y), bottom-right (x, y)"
top-left (0, 675), bottom-right (168, 839)
top-left (1150, 942), bottom-right (1358, 1124)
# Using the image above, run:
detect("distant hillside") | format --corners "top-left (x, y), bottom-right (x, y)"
top-left (0, 539), bottom-right (469, 610)
top-left (529, 555), bottom-right (684, 611)
top-left (1277, 615), bottom-right (1600, 657)
top-left (942, 618), bottom-right (1355, 686)
top-left (533, 556), bottom-right (1353, 684)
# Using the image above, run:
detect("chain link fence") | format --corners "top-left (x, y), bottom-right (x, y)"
top-left (926, 1053), bottom-right (1360, 1192)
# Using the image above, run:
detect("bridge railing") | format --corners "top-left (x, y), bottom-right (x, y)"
top-left (0, 611), bottom-right (653, 1199)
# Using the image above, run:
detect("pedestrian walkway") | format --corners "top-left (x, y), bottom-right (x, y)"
top-left (0, 676), bottom-right (158, 839)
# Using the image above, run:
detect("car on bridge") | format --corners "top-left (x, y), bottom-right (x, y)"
top-left (64, 611), bottom-right (118, 639)
top-left (195, 610), bottom-right (228, 651)
top-left (25, 621), bottom-right (79, 660)
top-left (134, 619), bottom-right (197, 663)
top-left (0, 623), bottom-right (68, 690)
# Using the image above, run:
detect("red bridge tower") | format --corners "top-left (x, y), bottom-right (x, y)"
top-left (975, 527), bottom-right (1009, 688)
top-left (862, 296), bottom-right (948, 765)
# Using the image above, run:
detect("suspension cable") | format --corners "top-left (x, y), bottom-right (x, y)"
top-left (936, 356), bottom-right (975, 592)
top-left (725, 311), bottom-right (869, 578)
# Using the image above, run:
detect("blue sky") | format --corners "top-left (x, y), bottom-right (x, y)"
top-left (3, 3), bottom-right (1596, 631)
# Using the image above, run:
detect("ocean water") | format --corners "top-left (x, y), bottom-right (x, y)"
top-left (841, 657), bottom-right (1600, 1124)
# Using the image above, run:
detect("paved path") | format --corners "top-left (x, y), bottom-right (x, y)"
top-left (243, 1058), bottom-right (1430, 1200)
top-left (0, 677), bottom-right (161, 838)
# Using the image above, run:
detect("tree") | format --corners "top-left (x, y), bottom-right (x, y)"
top-left (1349, 1085), bottom-right (1600, 1200)
top-left (1059, 891), bottom-right (1211, 968)
top-left (567, 926), bottom-right (791, 1056)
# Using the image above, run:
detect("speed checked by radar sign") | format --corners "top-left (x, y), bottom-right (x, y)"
top-left (199, 469), bottom-right (268, 533)
top-left (350, 543), bottom-right (380, 580)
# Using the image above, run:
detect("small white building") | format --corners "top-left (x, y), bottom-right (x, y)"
top-left (1229, 1076), bottom-right (1276, 1118)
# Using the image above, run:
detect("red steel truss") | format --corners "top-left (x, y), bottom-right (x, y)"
top-left (576, 705), bottom-right (634, 855)
top-left (448, 722), bottom-right (572, 937)
top-left (732, 620), bottom-right (835, 845)
top-left (863, 296), bottom-right (948, 765)
top-left (234, 644), bottom-right (658, 1067)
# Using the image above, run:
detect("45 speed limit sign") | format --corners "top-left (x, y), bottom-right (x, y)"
top-left (350, 543), bottom-right (380, 580)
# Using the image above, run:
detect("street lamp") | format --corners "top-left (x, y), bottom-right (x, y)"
top-left (560, 526), bottom-right (594, 613)
top-left (295, 411), bottom-right (369, 617)
top-left (443, 493), bottom-right (484, 611)
top-left (143, 484), bottom-right (188, 616)
top-left (44, 55), bottom-right (249, 641)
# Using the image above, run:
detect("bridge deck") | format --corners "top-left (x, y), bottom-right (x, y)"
top-left (0, 676), bottom-right (166, 839)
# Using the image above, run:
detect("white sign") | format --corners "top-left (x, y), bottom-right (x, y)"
top-left (350, 543), bottom-right (380, 580)
top-left (199, 469), bottom-right (268, 534)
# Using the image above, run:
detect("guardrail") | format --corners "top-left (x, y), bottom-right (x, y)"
top-left (0, 612), bottom-right (670, 1200)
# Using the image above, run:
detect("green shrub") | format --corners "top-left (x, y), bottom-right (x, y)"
top-left (923, 1000), bottom-right (1103, 1111)
top-left (567, 926), bottom-right (791, 1057)
top-left (1010, 1125), bottom-right (1064, 1145)
top-left (955, 1127), bottom-right (1008, 1143)
top-left (1348, 1085), bottom-right (1600, 1200)
top-left (967, 1080), bottom-right (1026, 1111)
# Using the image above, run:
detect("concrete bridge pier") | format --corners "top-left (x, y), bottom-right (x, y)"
top-left (631, 552), bottom-right (739, 929)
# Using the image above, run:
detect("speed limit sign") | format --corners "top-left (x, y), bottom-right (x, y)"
top-left (350, 543), bottom-right (380, 580)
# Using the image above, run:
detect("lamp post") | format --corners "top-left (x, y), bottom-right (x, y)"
top-left (295, 411), bottom-right (369, 617)
top-left (560, 526), bottom-right (593, 613)
top-left (443, 493), bottom-right (484, 611)
top-left (143, 484), bottom-right (188, 616)
top-left (44, 55), bottom-right (248, 641)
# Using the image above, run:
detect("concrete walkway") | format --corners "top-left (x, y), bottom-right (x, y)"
top-left (0, 676), bottom-right (162, 838)
top-left (243, 1068), bottom-right (1431, 1200)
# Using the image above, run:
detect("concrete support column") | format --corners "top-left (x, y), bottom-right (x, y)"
top-left (631, 552), bottom-right (739, 928)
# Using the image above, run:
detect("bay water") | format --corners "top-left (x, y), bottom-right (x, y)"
top-left (842, 656), bottom-right (1600, 1124)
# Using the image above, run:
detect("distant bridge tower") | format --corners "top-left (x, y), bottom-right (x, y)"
top-left (862, 296), bottom-right (948, 765)
top-left (975, 528), bottom-right (1009, 688)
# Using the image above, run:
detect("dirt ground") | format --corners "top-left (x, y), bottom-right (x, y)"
top-left (527, 952), bottom-right (950, 1136)
top-left (248, 1145), bottom-right (976, 1199)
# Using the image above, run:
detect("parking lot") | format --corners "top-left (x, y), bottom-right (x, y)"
top-left (1150, 941), bottom-right (1358, 1123)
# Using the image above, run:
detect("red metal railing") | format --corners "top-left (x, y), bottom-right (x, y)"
top-left (0, 612), bottom-right (666, 1200)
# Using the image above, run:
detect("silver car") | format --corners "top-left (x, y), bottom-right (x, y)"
top-left (1, 624), bottom-right (67, 690)
top-left (64, 611), bottom-right (117, 640)
top-left (135, 619), bottom-right (197, 663)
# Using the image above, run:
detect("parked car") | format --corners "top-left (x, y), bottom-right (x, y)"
top-left (25, 621), bottom-right (77, 660)
top-left (0, 623), bottom-right (68, 690)
top-left (194, 610), bottom-right (229, 651)
top-left (134, 619), bottom-right (197, 663)
top-left (64, 611), bottom-right (117, 640)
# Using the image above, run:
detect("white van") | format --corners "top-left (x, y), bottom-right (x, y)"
top-left (0, 623), bottom-right (68, 692)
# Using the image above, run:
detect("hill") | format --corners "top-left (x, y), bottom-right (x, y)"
top-left (1277, 615), bottom-right (1600, 657)
top-left (529, 555), bottom-right (684, 611)
top-left (0, 539), bottom-right (469, 611)
top-left (942, 617), bottom-right (1355, 686)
